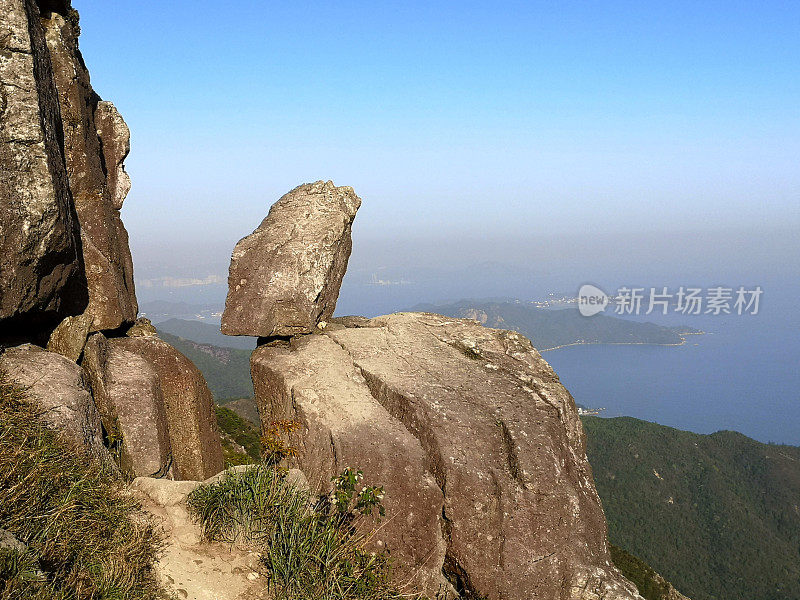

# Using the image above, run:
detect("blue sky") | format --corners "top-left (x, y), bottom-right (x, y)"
top-left (75, 1), bottom-right (799, 260)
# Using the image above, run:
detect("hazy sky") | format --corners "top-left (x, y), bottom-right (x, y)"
top-left (74, 1), bottom-right (799, 278)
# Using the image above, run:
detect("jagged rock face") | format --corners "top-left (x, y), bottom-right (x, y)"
top-left (0, 343), bottom-right (110, 465)
top-left (41, 9), bottom-right (137, 331)
top-left (0, 0), bottom-right (85, 332)
top-left (221, 181), bottom-right (361, 338)
top-left (83, 332), bottom-right (173, 478)
top-left (113, 336), bottom-right (224, 481)
top-left (252, 335), bottom-right (450, 597)
top-left (83, 331), bottom-right (223, 481)
top-left (308, 313), bottom-right (639, 600)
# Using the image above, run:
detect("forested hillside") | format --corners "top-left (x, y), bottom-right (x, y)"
top-left (158, 332), bottom-right (253, 400)
top-left (584, 416), bottom-right (800, 600)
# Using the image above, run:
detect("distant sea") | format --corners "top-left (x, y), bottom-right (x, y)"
top-left (544, 284), bottom-right (800, 446)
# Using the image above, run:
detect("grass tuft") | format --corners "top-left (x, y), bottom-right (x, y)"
top-left (0, 369), bottom-right (164, 599)
top-left (188, 464), bottom-right (410, 600)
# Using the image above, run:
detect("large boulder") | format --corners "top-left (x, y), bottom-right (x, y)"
top-left (0, 0), bottom-right (85, 333)
top-left (252, 335), bottom-right (449, 597)
top-left (83, 331), bottom-right (223, 481)
top-left (111, 335), bottom-right (224, 481)
top-left (41, 9), bottom-right (137, 331)
top-left (320, 313), bottom-right (641, 600)
top-left (83, 333), bottom-right (172, 478)
top-left (0, 343), bottom-right (110, 464)
top-left (221, 181), bottom-right (360, 338)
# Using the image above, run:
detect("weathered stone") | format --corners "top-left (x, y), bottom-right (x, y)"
top-left (325, 313), bottom-right (641, 600)
top-left (0, 0), bottom-right (85, 333)
top-left (0, 343), bottom-right (110, 464)
top-left (0, 527), bottom-right (28, 554)
top-left (112, 335), bottom-right (224, 481)
top-left (83, 333), bottom-right (172, 478)
top-left (125, 316), bottom-right (158, 338)
top-left (42, 10), bottom-right (137, 331)
top-left (222, 181), bottom-right (361, 337)
top-left (94, 100), bottom-right (131, 210)
top-left (252, 334), bottom-right (449, 597)
top-left (46, 311), bottom-right (92, 361)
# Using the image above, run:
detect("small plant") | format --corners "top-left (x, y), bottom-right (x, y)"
top-left (330, 467), bottom-right (386, 519)
top-left (261, 419), bottom-right (301, 465)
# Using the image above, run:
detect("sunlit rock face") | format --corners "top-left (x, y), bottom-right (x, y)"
top-left (222, 180), bottom-right (360, 338)
top-left (249, 313), bottom-right (643, 599)
top-left (42, 8), bottom-right (137, 331)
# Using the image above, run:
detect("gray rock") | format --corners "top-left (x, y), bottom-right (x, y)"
top-left (222, 181), bottom-right (360, 337)
top-left (94, 101), bottom-right (131, 210)
top-left (83, 333), bottom-right (172, 478)
top-left (252, 334), bottom-right (449, 597)
top-left (0, 0), bottom-right (85, 332)
top-left (42, 11), bottom-right (137, 331)
top-left (325, 313), bottom-right (642, 600)
top-left (0, 527), bottom-right (28, 554)
top-left (0, 343), bottom-right (110, 464)
top-left (46, 312), bottom-right (93, 361)
top-left (111, 335), bottom-right (224, 481)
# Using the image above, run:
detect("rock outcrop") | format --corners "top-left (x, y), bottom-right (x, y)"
top-left (0, 343), bottom-right (110, 464)
top-left (222, 181), bottom-right (361, 338)
top-left (83, 331), bottom-right (224, 480)
top-left (252, 334), bottom-right (449, 596)
top-left (250, 314), bottom-right (641, 599)
top-left (83, 332), bottom-right (173, 477)
top-left (224, 182), bottom-right (643, 599)
top-left (41, 8), bottom-right (137, 331)
top-left (111, 335), bottom-right (224, 480)
top-left (325, 313), bottom-right (640, 599)
top-left (0, 0), bottom-right (85, 333)
top-left (1, 1), bottom-right (223, 484)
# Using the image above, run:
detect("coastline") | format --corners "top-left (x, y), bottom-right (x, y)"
top-left (539, 331), bottom-right (705, 353)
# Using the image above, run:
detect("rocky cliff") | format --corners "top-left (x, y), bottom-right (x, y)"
top-left (222, 182), bottom-right (645, 599)
top-left (0, 0), bottom-right (222, 481)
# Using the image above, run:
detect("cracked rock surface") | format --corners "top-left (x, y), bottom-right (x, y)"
top-left (0, 0), bottom-right (84, 330)
top-left (252, 313), bottom-right (643, 599)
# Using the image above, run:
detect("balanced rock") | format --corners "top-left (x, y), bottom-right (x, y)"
top-left (0, 344), bottom-right (109, 464)
top-left (0, 0), bottom-right (85, 332)
top-left (222, 181), bottom-right (361, 338)
top-left (42, 9), bottom-right (137, 331)
top-left (83, 333), bottom-right (172, 478)
top-left (252, 334), bottom-right (449, 597)
top-left (321, 313), bottom-right (641, 600)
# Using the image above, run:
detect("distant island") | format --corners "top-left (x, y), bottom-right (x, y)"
top-left (411, 300), bottom-right (703, 351)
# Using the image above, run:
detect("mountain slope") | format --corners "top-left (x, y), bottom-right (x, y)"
top-left (155, 318), bottom-right (255, 350)
top-left (412, 300), bottom-right (700, 350)
top-left (157, 332), bottom-right (253, 401)
top-left (583, 416), bottom-right (800, 600)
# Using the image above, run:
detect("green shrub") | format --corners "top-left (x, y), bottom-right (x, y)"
top-left (187, 464), bottom-right (405, 600)
top-left (0, 370), bottom-right (164, 600)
